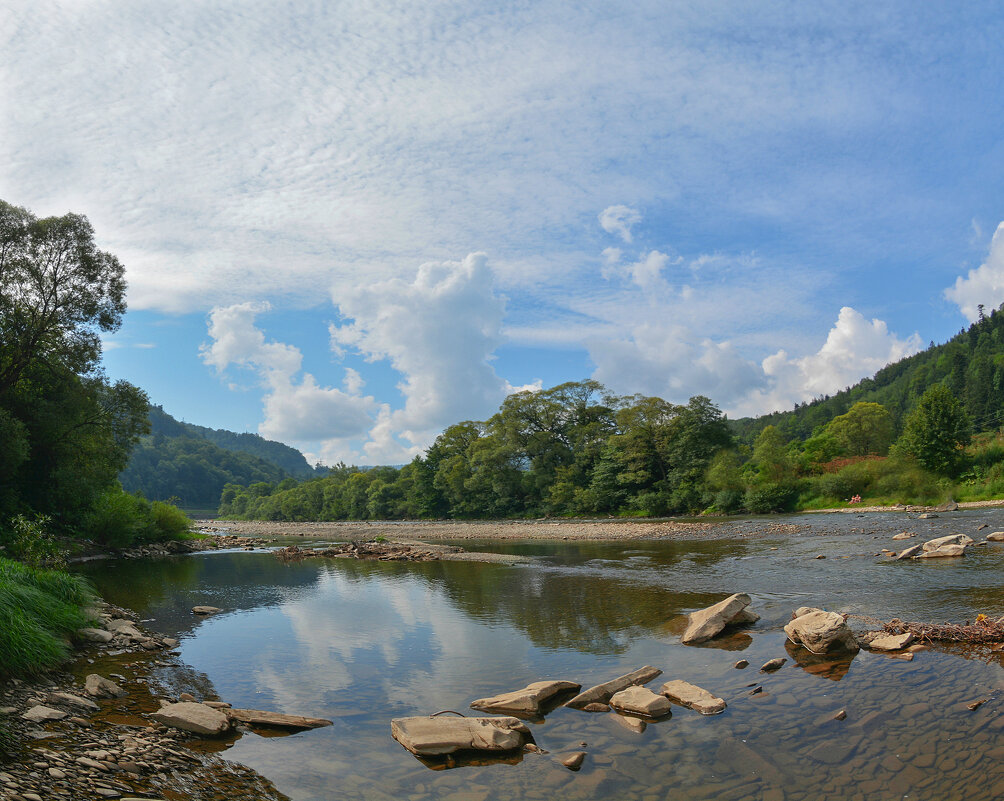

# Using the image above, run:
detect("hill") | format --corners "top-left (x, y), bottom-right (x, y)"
top-left (119, 406), bottom-right (322, 509)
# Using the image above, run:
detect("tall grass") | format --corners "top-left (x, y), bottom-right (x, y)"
top-left (0, 558), bottom-right (96, 678)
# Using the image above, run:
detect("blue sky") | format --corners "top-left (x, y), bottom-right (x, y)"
top-left (4, 1), bottom-right (1004, 465)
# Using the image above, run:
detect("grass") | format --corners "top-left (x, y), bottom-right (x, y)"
top-left (0, 558), bottom-right (97, 679)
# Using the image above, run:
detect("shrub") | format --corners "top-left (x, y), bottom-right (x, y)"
top-left (743, 483), bottom-right (798, 513)
top-left (815, 474), bottom-right (856, 500)
top-left (713, 489), bottom-right (745, 514)
top-left (149, 501), bottom-right (190, 539)
top-left (4, 514), bottom-right (66, 568)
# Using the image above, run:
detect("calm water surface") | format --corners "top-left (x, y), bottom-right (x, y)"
top-left (81, 511), bottom-right (1004, 801)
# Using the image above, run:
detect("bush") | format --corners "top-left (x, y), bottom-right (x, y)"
top-left (814, 474), bottom-right (856, 500)
top-left (149, 501), bottom-right (190, 539)
top-left (713, 489), bottom-right (745, 514)
top-left (743, 483), bottom-right (798, 513)
top-left (4, 514), bottom-right (66, 568)
top-left (80, 487), bottom-right (191, 547)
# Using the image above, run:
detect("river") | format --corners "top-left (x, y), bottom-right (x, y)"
top-left (79, 510), bottom-right (1004, 801)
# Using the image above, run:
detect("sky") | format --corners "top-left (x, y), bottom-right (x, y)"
top-left (4, 1), bottom-right (1004, 466)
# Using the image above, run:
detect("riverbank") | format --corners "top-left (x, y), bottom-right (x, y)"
top-left (0, 600), bottom-right (290, 800)
top-left (196, 518), bottom-right (811, 541)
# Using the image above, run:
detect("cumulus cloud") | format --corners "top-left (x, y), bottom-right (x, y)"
top-left (599, 206), bottom-right (643, 243)
top-left (589, 306), bottom-right (921, 417)
top-left (201, 302), bottom-right (376, 444)
top-left (732, 307), bottom-right (922, 416)
top-left (328, 252), bottom-right (509, 464)
top-left (945, 221), bottom-right (1004, 322)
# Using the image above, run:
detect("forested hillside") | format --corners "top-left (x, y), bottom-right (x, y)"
top-left (119, 406), bottom-right (320, 508)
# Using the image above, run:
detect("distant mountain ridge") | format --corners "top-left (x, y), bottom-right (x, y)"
top-left (119, 405), bottom-right (322, 508)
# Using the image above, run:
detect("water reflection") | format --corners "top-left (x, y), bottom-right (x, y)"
top-left (77, 516), bottom-right (1004, 801)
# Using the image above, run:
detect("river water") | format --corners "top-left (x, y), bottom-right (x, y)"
top-left (80, 511), bottom-right (1004, 801)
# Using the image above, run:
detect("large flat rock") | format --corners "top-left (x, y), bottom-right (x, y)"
top-left (922, 534), bottom-right (973, 552)
top-left (22, 705), bottom-right (67, 723)
top-left (226, 708), bottom-right (332, 729)
top-left (84, 674), bottom-right (126, 699)
top-left (660, 680), bottom-right (726, 715)
top-left (470, 680), bottom-right (580, 715)
top-left (681, 593), bottom-right (753, 644)
top-left (564, 666), bottom-right (662, 709)
top-left (390, 715), bottom-right (531, 756)
top-left (609, 685), bottom-right (671, 718)
top-left (151, 702), bottom-right (231, 735)
top-left (917, 544), bottom-right (967, 558)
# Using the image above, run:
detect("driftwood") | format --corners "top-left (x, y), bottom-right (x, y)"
top-left (851, 613), bottom-right (1004, 645)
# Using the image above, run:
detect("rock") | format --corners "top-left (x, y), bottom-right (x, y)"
top-left (783, 610), bottom-right (859, 654)
top-left (84, 674), bottom-right (126, 699)
top-left (470, 680), bottom-right (580, 715)
top-left (564, 666), bottom-right (662, 709)
top-left (105, 618), bottom-right (143, 638)
top-left (179, 692), bottom-right (196, 702)
top-left (868, 632), bottom-right (914, 651)
top-left (203, 700), bottom-right (231, 709)
top-left (562, 751), bottom-right (586, 770)
top-left (815, 554), bottom-right (826, 559)
top-left (581, 702), bottom-right (610, 712)
top-left (192, 606), bottom-right (222, 615)
top-left (760, 658), bottom-right (787, 672)
top-left (922, 534), bottom-right (974, 551)
top-left (732, 608), bottom-right (760, 624)
top-left (917, 544), bottom-right (967, 558)
top-left (892, 532), bottom-right (916, 540)
top-left (660, 680), bottom-right (726, 715)
top-left (609, 686), bottom-right (672, 718)
top-left (225, 708), bottom-right (332, 729)
top-left (681, 593), bottom-right (753, 644)
top-left (833, 709), bottom-right (847, 721)
top-left (47, 692), bottom-right (99, 711)
top-left (21, 705), bottom-right (67, 722)
top-left (935, 500), bottom-right (959, 512)
top-left (390, 715), bottom-right (531, 756)
top-left (611, 713), bottom-right (647, 732)
top-left (162, 637), bottom-right (179, 647)
top-left (896, 544), bottom-right (923, 560)
top-left (151, 702), bottom-right (231, 735)
top-left (987, 531), bottom-right (1004, 542)
top-left (734, 659), bottom-right (749, 669)
top-left (918, 513), bottom-right (938, 519)
top-left (78, 627), bottom-right (114, 643)
top-left (793, 606), bottom-right (823, 618)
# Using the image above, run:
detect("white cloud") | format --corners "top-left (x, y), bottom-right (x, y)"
top-left (328, 252), bottom-right (509, 464)
top-left (945, 221), bottom-right (1004, 322)
top-left (732, 307), bottom-right (922, 416)
top-left (589, 306), bottom-right (921, 418)
top-left (201, 302), bottom-right (376, 444)
top-left (599, 205), bottom-right (643, 243)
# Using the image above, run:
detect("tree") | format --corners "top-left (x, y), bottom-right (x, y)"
top-left (0, 201), bottom-right (126, 400)
top-left (752, 426), bottom-right (792, 483)
top-left (895, 384), bottom-right (971, 476)
top-left (0, 199), bottom-right (147, 535)
top-left (824, 402), bottom-right (894, 456)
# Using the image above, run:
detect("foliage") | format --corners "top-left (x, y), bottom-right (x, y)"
top-left (79, 487), bottom-right (191, 548)
top-left (220, 383), bottom-right (736, 520)
top-left (0, 557), bottom-right (96, 678)
top-left (0, 199), bottom-right (151, 544)
top-left (825, 402), bottom-right (894, 456)
top-left (743, 482), bottom-right (798, 513)
top-left (3, 514), bottom-right (65, 568)
top-left (894, 384), bottom-right (972, 476)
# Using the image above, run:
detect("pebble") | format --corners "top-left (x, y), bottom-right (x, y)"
top-left (562, 752), bottom-right (586, 770)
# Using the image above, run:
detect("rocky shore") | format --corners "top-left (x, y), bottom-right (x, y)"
top-left (0, 602), bottom-right (291, 801)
